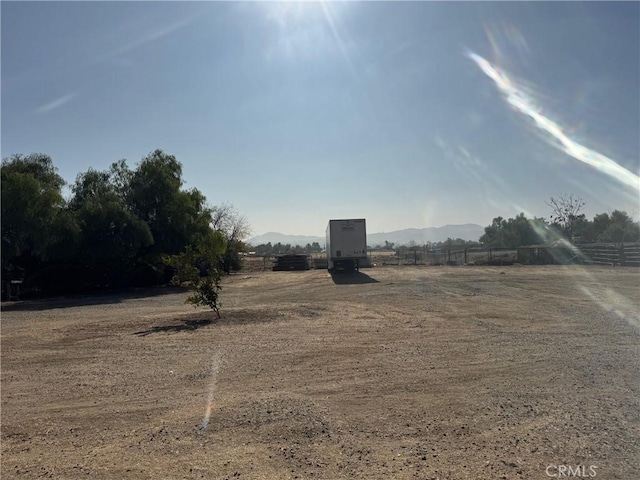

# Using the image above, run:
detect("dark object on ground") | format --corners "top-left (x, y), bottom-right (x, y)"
top-left (272, 254), bottom-right (313, 271)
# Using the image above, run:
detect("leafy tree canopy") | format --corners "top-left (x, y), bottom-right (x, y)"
top-left (1, 150), bottom-right (249, 300)
top-left (1, 154), bottom-right (67, 269)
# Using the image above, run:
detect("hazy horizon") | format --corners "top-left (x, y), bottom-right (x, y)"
top-left (250, 222), bottom-right (485, 239)
top-left (3, 2), bottom-right (638, 237)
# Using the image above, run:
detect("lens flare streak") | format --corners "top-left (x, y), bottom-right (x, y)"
top-left (202, 400), bottom-right (216, 430)
top-left (200, 357), bottom-right (220, 431)
top-left (467, 52), bottom-right (639, 191)
top-left (578, 284), bottom-right (640, 328)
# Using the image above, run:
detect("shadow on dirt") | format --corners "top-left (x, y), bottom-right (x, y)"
top-left (134, 318), bottom-right (213, 337)
top-left (330, 271), bottom-right (379, 285)
top-left (1, 286), bottom-right (186, 312)
top-left (134, 308), bottom-right (286, 337)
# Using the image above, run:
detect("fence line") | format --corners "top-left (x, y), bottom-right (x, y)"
top-left (516, 243), bottom-right (640, 266)
top-left (380, 247), bottom-right (516, 266)
top-left (243, 247), bottom-right (517, 270)
top-left (242, 243), bottom-right (640, 270)
top-left (579, 243), bottom-right (640, 267)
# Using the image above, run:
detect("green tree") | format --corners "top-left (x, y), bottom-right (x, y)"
top-left (591, 213), bottom-right (611, 241)
top-left (480, 214), bottom-right (549, 248)
top-left (571, 214), bottom-right (591, 243)
top-left (505, 213), bottom-right (543, 247)
top-left (599, 211), bottom-right (640, 242)
top-left (127, 150), bottom-right (212, 256)
top-left (253, 242), bottom-right (273, 255)
top-left (1, 154), bottom-right (67, 281)
top-left (70, 167), bottom-right (153, 288)
top-left (480, 216), bottom-right (507, 247)
top-left (165, 230), bottom-right (226, 317)
top-left (567, 211), bottom-right (639, 243)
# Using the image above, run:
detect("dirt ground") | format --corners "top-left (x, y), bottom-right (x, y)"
top-left (2, 265), bottom-right (639, 479)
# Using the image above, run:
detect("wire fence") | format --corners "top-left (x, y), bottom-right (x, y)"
top-left (241, 242), bottom-right (640, 271)
top-left (241, 247), bottom-right (517, 271)
top-left (371, 247), bottom-right (517, 266)
top-left (517, 243), bottom-right (640, 266)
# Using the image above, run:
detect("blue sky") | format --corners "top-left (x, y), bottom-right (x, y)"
top-left (2, 1), bottom-right (639, 237)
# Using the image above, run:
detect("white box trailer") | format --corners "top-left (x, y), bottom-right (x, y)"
top-left (326, 219), bottom-right (367, 272)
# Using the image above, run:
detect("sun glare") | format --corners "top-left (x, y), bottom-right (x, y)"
top-left (262, 0), bottom-right (355, 68)
top-left (266, 1), bottom-right (325, 30)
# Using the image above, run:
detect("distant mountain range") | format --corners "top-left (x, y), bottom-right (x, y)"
top-left (248, 224), bottom-right (485, 247)
top-left (368, 224), bottom-right (485, 246)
